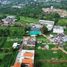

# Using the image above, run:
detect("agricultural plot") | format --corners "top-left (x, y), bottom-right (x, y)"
top-left (35, 48), bottom-right (67, 67)
top-left (35, 35), bottom-right (67, 67)
top-left (35, 49), bottom-right (67, 60)
top-left (0, 26), bottom-right (25, 67)
top-left (0, 37), bottom-right (18, 67)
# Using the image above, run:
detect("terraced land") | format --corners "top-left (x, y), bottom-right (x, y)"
top-left (0, 26), bottom-right (25, 67)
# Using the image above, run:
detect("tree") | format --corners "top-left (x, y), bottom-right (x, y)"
top-left (16, 15), bottom-right (20, 21)
top-left (40, 25), bottom-right (48, 34)
top-left (45, 12), bottom-right (60, 24)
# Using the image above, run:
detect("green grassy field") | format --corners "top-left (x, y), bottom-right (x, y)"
top-left (18, 16), bottom-right (39, 24)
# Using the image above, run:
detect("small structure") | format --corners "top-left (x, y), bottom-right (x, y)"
top-left (62, 36), bottom-right (67, 42)
top-left (53, 26), bottom-right (64, 34)
top-left (39, 20), bottom-right (54, 31)
top-left (12, 5), bottom-right (22, 9)
top-left (45, 45), bottom-right (49, 50)
top-left (23, 36), bottom-right (36, 46)
top-left (2, 16), bottom-right (16, 25)
top-left (14, 50), bottom-right (35, 67)
top-left (12, 43), bottom-right (20, 49)
top-left (42, 8), bottom-right (67, 18)
top-left (53, 34), bottom-right (64, 47)
top-left (50, 34), bottom-right (54, 38)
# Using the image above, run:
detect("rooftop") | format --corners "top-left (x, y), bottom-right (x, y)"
top-left (14, 50), bottom-right (35, 67)
top-left (23, 36), bottom-right (36, 46)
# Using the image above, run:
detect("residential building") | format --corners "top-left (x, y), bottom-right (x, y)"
top-left (42, 8), bottom-right (67, 17)
top-left (14, 50), bottom-right (35, 67)
top-left (12, 43), bottom-right (20, 49)
top-left (53, 26), bottom-right (64, 33)
top-left (29, 24), bottom-right (42, 36)
top-left (39, 20), bottom-right (54, 31)
top-left (62, 36), bottom-right (67, 42)
top-left (23, 36), bottom-right (36, 46)
top-left (2, 16), bottom-right (16, 25)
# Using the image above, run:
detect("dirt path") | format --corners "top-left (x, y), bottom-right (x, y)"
top-left (36, 59), bottom-right (67, 64)
top-left (42, 34), bottom-right (50, 41)
top-left (58, 47), bottom-right (67, 54)
top-left (42, 34), bottom-right (67, 54)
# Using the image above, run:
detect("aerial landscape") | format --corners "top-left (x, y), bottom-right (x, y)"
top-left (0, 0), bottom-right (67, 67)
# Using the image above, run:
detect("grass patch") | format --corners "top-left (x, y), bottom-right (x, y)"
top-left (18, 16), bottom-right (39, 24)
top-left (57, 19), bottom-right (67, 26)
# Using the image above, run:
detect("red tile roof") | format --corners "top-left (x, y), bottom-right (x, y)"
top-left (14, 62), bottom-right (21, 67)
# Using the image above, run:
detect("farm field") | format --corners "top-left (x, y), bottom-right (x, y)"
top-left (35, 50), bottom-right (67, 67)
top-left (0, 26), bottom-right (25, 67)
top-left (35, 35), bottom-right (67, 67)
top-left (0, 37), bottom-right (18, 67)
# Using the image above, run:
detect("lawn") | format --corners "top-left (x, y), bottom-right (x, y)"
top-left (37, 36), bottom-right (49, 43)
top-left (18, 16), bottom-right (39, 24)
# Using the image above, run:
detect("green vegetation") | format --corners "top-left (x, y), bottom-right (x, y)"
top-left (0, 26), bottom-right (25, 67)
top-left (19, 16), bottom-right (39, 24)
top-left (44, 12), bottom-right (60, 24)
top-left (0, 2), bottom-right (67, 67)
top-left (35, 49), bottom-right (67, 60)
top-left (35, 61), bottom-right (67, 67)
top-left (37, 36), bottom-right (49, 43)
top-left (57, 18), bottom-right (67, 26)
top-left (0, 36), bottom-right (19, 67)
top-left (0, 26), bottom-right (25, 37)
top-left (35, 35), bottom-right (67, 67)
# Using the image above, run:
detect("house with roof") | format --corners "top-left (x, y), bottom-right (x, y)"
top-left (62, 36), bottom-right (67, 42)
top-left (14, 50), bottom-right (35, 67)
top-left (53, 26), bottom-right (64, 34)
top-left (2, 16), bottom-right (16, 25)
top-left (29, 24), bottom-right (42, 36)
top-left (23, 36), bottom-right (36, 46)
top-left (39, 20), bottom-right (55, 31)
top-left (12, 42), bottom-right (20, 49)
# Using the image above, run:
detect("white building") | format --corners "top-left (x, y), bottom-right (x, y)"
top-left (12, 42), bottom-right (20, 49)
top-left (39, 20), bottom-right (54, 31)
top-left (62, 36), bottom-right (67, 42)
top-left (53, 26), bottom-right (64, 34)
top-left (12, 5), bottom-right (22, 9)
